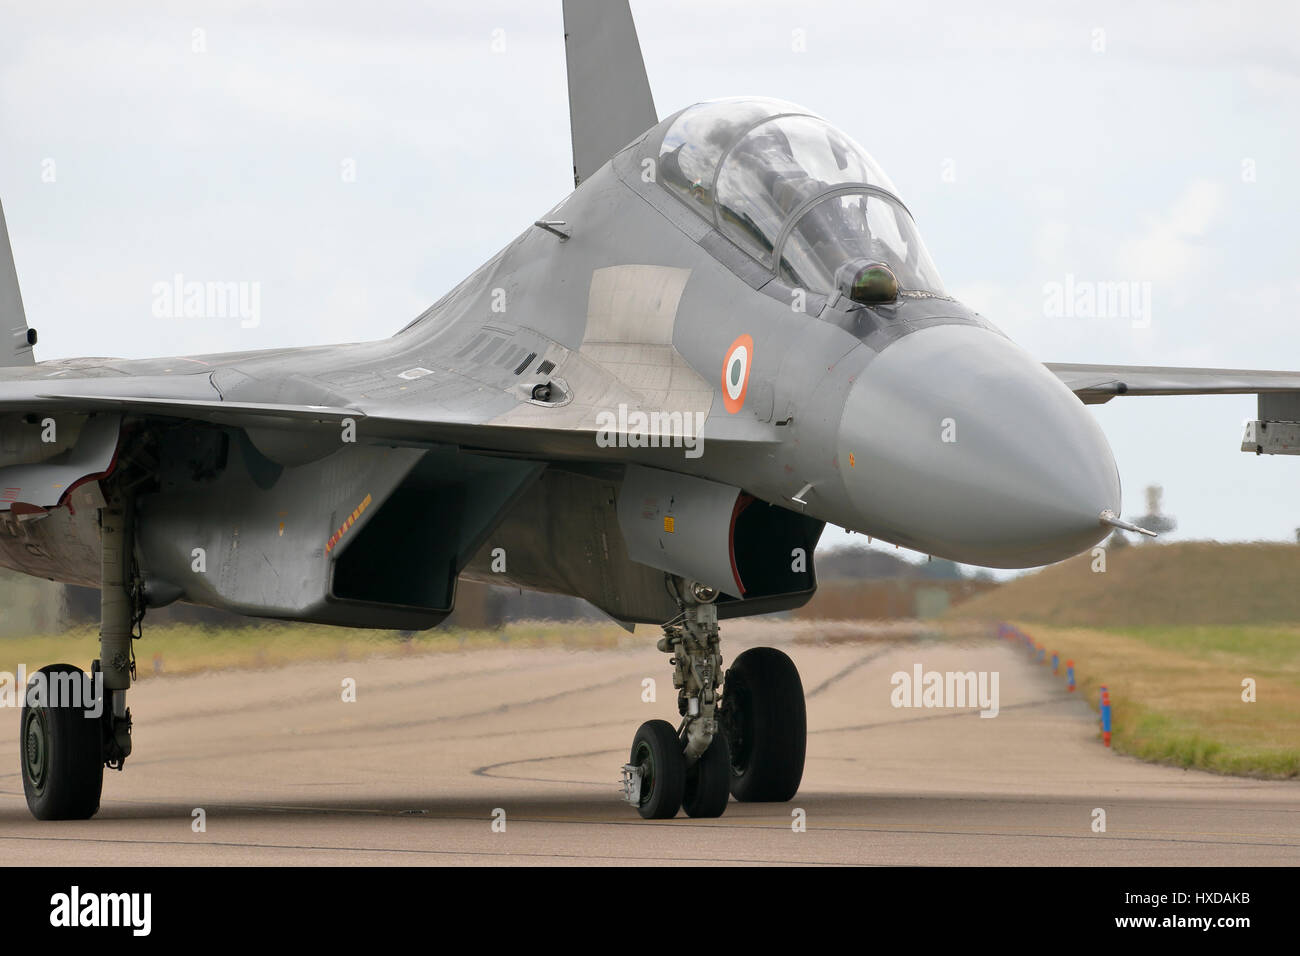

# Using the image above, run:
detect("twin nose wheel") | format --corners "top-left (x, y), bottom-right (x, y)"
top-left (623, 646), bottom-right (806, 819)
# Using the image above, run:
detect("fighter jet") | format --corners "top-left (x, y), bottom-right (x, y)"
top-left (4, 1), bottom-right (1299, 822)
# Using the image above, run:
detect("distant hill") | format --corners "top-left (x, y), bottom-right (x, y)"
top-left (795, 545), bottom-right (995, 620)
top-left (952, 541), bottom-right (1300, 628)
top-left (816, 546), bottom-right (969, 582)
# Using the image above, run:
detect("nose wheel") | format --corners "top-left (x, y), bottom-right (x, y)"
top-left (623, 720), bottom-right (685, 819)
top-left (682, 731), bottom-right (731, 817)
top-left (620, 577), bottom-right (806, 818)
top-left (621, 720), bottom-right (733, 820)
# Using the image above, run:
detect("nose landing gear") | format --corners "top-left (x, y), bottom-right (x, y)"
top-left (620, 577), bottom-right (807, 819)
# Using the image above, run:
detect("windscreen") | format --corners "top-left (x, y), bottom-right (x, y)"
top-left (657, 99), bottom-right (944, 298)
top-left (713, 115), bottom-right (897, 264)
top-left (779, 192), bottom-right (946, 296)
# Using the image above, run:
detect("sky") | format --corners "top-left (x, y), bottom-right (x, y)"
top-left (1, 0), bottom-right (1298, 573)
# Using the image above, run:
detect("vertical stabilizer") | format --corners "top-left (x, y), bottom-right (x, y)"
top-left (562, 0), bottom-right (658, 187)
top-left (0, 199), bottom-right (36, 366)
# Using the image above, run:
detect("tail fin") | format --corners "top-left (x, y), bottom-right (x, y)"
top-left (562, 0), bottom-right (658, 187)
top-left (0, 199), bottom-right (36, 367)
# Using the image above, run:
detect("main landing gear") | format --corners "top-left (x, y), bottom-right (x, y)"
top-left (621, 577), bottom-right (806, 819)
top-left (20, 491), bottom-right (141, 820)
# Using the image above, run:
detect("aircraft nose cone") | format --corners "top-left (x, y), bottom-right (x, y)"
top-left (838, 324), bottom-right (1120, 568)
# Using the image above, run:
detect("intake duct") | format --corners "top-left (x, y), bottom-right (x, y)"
top-left (616, 464), bottom-right (821, 601)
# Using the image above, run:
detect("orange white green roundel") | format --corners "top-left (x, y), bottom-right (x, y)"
top-left (722, 334), bottom-right (753, 414)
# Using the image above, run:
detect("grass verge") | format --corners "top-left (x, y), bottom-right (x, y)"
top-left (0, 620), bottom-right (634, 679)
top-left (989, 621), bottom-right (1300, 778)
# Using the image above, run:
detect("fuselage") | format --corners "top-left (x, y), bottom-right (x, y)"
top-left (0, 98), bottom-right (1119, 595)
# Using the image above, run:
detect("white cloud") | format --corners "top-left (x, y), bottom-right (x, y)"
top-left (1033, 219), bottom-right (1071, 270)
top-left (1116, 179), bottom-right (1224, 285)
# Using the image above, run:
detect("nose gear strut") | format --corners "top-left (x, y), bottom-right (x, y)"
top-left (620, 576), bottom-right (732, 818)
top-left (660, 577), bottom-right (722, 764)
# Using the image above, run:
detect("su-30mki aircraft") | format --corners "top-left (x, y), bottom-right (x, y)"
top-left (4, 1), bottom-right (1300, 822)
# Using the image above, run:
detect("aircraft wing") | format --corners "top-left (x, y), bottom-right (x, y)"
top-left (1047, 363), bottom-right (1300, 404)
top-left (0, 388), bottom-right (775, 463)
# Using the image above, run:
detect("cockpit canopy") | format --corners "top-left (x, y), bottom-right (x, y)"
top-left (658, 98), bottom-right (946, 300)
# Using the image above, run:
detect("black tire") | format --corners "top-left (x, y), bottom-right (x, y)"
top-left (682, 733), bottom-right (731, 818)
top-left (718, 647), bottom-right (806, 802)
top-left (628, 719), bottom-right (685, 819)
top-left (20, 663), bottom-right (103, 820)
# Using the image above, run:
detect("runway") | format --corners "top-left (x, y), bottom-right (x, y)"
top-left (1, 623), bottom-right (1296, 866)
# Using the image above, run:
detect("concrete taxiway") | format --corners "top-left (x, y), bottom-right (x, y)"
top-left (1, 621), bottom-right (1296, 865)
